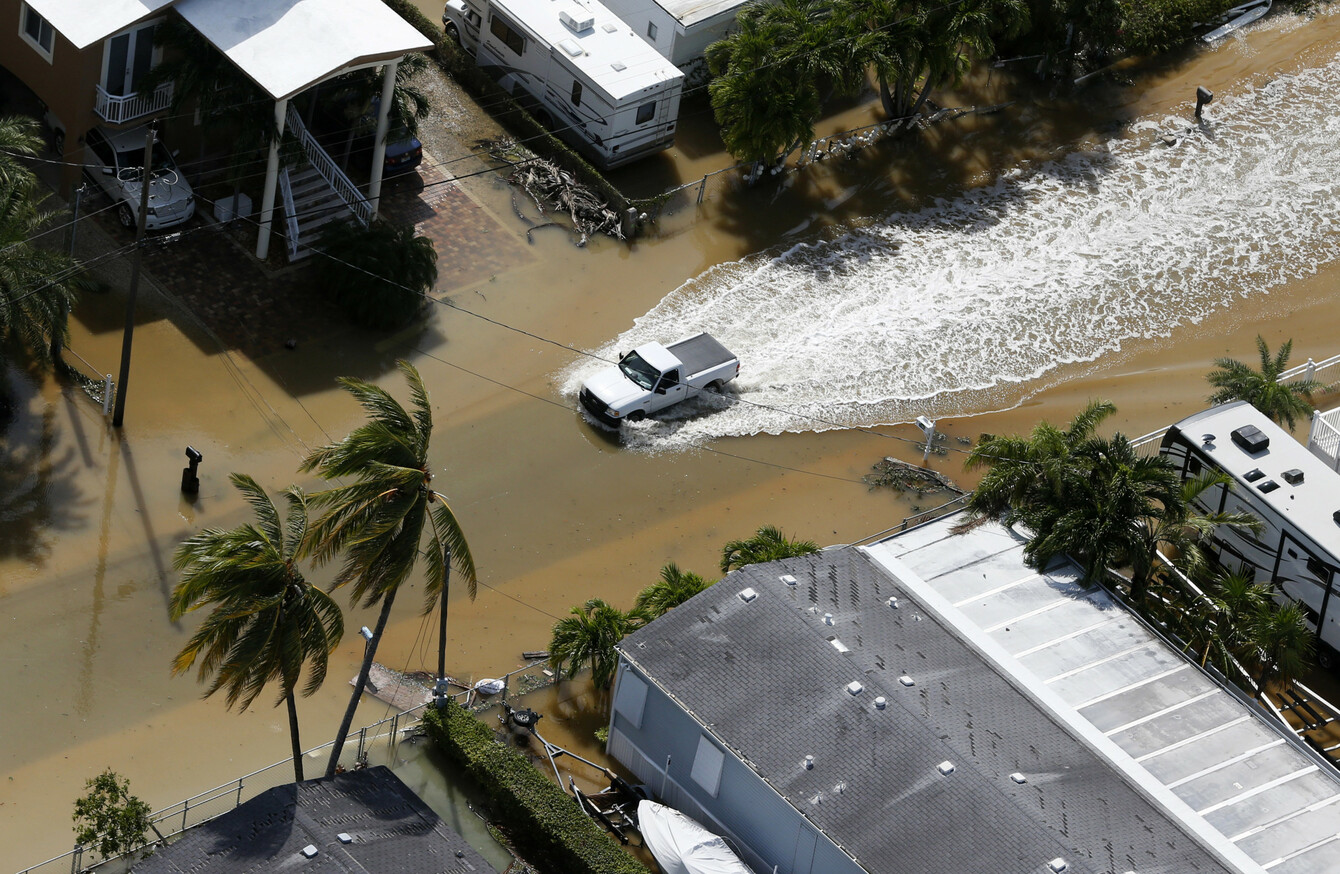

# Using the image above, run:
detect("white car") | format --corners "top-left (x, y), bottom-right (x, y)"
top-left (84, 125), bottom-right (195, 230)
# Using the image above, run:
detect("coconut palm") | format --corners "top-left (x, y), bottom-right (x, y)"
top-left (313, 219), bottom-right (437, 329)
top-left (1194, 569), bottom-right (1273, 678)
top-left (170, 474), bottom-right (344, 782)
top-left (1248, 600), bottom-right (1314, 699)
top-left (633, 563), bottom-right (713, 622)
top-left (0, 114), bottom-right (44, 186)
top-left (1206, 336), bottom-right (1318, 430)
top-left (720, 525), bottom-right (820, 573)
top-left (549, 598), bottom-right (636, 690)
top-left (0, 174), bottom-right (81, 364)
top-left (300, 361), bottom-right (476, 778)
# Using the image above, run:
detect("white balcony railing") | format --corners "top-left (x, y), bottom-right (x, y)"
top-left (286, 104), bottom-right (371, 227)
top-left (94, 81), bottom-right (173, 125)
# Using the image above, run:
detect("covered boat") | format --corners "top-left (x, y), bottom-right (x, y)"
top-left (636, 800), bottom-right (756, 874)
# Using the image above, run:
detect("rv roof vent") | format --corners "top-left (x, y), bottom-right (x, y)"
top-left (1244, 468), bottom-right (1265, 482)
top-left (1258, 479), bottom-right (1280, 494)
top-left (559, 38), bottom-right (583, 56)
top-left (602, 21), bottom-right (618, 32)
top-left (559, 9), bottom-right (595, 32)
top-left (937, 761), bottom-right (955, 775)
top-left (611, 61), bottom-right (627, 71)
top-left (1231, 424), bottom-right (1269, 454)
top-left (1334, 510), bottom-right (1340, 526)
top-left (1283, 468), bottom-right (1305, 486)
top-left (846, 681), bottom-right (863, 695)
top-left (1202, 433), bottom-right (1216, 445)
top-left (1048, 859), bottom-right (1068, 873)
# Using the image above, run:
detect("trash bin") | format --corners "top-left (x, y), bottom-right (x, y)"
top-left (213, 193), bottom-right (252, 223)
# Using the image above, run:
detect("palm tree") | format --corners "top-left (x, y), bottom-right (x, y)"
top-left (1206, 336), bottom-right (1318, 430)
top-left (0, 114), bottom-right (44, 186)
top-left (549, 599), bottom-right (636, 690)
top-left (720, 525), bottom-right (820, 573)
top-left (170, 474), bottom-right (344, 782)
top-left (313, 219), bottom-right (437, 329)
top-left (1248, 600), bottom-right (1314, 699)
top-left (955, 399), bottom-right (1116, 533)
top-left (0, 174), bottom-right (81, 365)
top-left (633, 563), bottom-right (713, 622)
top-left (1195, 569), bottom-right (1272, 678)
top-left (322, 52), bottom-right (432, 167)
top-left (300, 361), bottom-right (476, 778)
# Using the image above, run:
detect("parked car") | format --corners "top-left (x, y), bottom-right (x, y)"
top-left (83, 125), bottom-right (195, 230)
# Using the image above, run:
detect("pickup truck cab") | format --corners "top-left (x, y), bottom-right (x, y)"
top-left (579, 333), bottom-right (739, 427)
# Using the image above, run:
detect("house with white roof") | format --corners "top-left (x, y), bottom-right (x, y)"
top-left (3, 0), bottom-right (430, 257)
top-left (597, 0), bottom-right (747, 82)
top-left (608, 514), bottom-right (1340, 874)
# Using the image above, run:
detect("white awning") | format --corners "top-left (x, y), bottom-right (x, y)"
top-left (25, 0), bottom-right (175, 50)
top-left (174, 0), bottom-right (432, 100)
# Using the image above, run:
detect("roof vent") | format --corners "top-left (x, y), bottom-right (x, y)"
top-left (1258, 479), bottom-right (1280, 494)
top-left (1048, 860), bottom-right (1068, 873)
top-left (899, 675), bottom-right (915, 687)
top-left (1334, 510), bottom-right (1340, 526)
top-left (1244, 468), bottom-right (1265, 482)
top-left (560, 9), bottom-right (595, 31)
top-left (829, 637), bottom-right (850, 653)
top-left (602, 21), bottom-right (618, 32)
top-left (1201, 433), bottom-right (1215, 445)
top-left (1282, 468), bottom-right (1304, 485)
top-left (804, 755), bottom-right (815, 770)
top-left (302, 845), bottom-right (319, 858)
top-left (780, 574), bottom-right (797, 586)
top-left (846, 681), bottom-right (864, 695)
top-left (559, 38), bottom-right (583, 56)
top-left (610, 61), bottom-right (626, 71)
top-left (823, 612), bottom-right (835, 625)
top-left (887, 596), bottom-right (899, 609)
top-left (874, 696), bottom-right (887, 709)
top-left (1231, 424), bottom-right (1269, 454)
top-left (1010, 772), bottom-right (1026, 784)
top-left (738, 587), bottom-right (758, 603)
top-left (937, 761), bottom-right (955, 775)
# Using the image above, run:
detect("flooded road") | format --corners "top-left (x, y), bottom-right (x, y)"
top-left (5, 8), bottom-right (1340, 865)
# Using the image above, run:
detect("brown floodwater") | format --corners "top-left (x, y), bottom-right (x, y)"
top-left (5, 8), bottom-right (1340, 865)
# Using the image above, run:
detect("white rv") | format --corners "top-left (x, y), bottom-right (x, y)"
top-left (596, 0), bottom-right (749, 83)
top-left (1160, 401), bottom-right (1340, 666)
top-left (443, 0), bottom-right (683, 168)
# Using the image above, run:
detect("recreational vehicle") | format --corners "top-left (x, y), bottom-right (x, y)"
top-left (1160, 401), bottom-right (1340, 665)
top-left (595, 0), bottom-right (750, 83)
top-left (443, 0), bottom-right (683, 168)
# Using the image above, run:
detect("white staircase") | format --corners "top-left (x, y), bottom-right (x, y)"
top-left (280, 165), bottom-right (355, 260)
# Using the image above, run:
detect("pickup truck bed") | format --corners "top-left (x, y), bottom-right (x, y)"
top-left (668, 333), bottom-right (734, 378)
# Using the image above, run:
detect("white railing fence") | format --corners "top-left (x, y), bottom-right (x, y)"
top-left (286, 105), bottom-right (371, 227)
top-left (277, 167), bottom-right (301, 261)
top-left (1308, 407), bottom-right (1340, 472)
top-left (93, 83), bottom-right (173, 126)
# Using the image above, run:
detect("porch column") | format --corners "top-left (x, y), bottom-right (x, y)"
top-left (255, 96), bottom-right (291, 261)
top-left (367, 59), bottom-right (399, 220)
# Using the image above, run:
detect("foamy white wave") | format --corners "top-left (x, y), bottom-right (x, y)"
top-left (563, 48), bottom-right (1340, 450)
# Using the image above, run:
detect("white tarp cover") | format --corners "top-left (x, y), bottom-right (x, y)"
top-left (637, 801), bottom-right (756, 874)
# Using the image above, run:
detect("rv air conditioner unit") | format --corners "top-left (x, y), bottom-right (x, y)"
top-left (560, 10), bottom-right (595, 32)
top-left (1231, 425), bottom-right (1269, 454)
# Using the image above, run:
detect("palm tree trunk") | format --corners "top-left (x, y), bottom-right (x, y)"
top-left (286, 691), bottom-right (304, 782)
top-left (437, 551), bottom-right (450, 684)
top-left (324, 589), bottom-right (397, 778)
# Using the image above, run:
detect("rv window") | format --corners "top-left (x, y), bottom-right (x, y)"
top-left (647, 21), bottom-right (658, 40)
top-left (489, 14), bottom-right (525, 56)
top-left (636, 101), bottom-right (655, 125)
top-left (1308, 556), bottom-right (1333, 582)
top-left (571, 80), bottom-right (582, 106)
top-left (1187, 456), bottom-right (1201, 475)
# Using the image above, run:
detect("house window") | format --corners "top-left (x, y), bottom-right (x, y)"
top-left (490, 14), bottom-right (525, 56)
top-left (20, 3), bottom-right (54, 60)
top-left (636, 101), bottom-right (655, 125)
top-left (690, 734), bottom-right (724, 797)
top-left (612, 671), bottom-right (646, 728)
top-left (647, 21), bottom-right (658, 40)
top-left (570, 79), bottom-right (583, 107)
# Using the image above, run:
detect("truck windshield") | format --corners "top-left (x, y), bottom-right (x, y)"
top-left (619, 352), bottom-right (660, 390)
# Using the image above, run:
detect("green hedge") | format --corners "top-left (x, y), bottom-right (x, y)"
top-left (423, 704), bottom-right (652, 874)
top-left (380, 0), bottom-right (630, 215)
top-left (1119, 0), bottom-right (1239, 54)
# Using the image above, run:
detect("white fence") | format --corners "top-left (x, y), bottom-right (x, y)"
top-left (93, 83), bottom-right (173, 126)
top-left (286, 105), bottom-right (371, 227)
top-left (1308, 407), bottom-right (1340, 472)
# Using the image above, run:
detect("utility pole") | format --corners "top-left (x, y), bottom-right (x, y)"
top-left (435, 547), bottom-right (452, 707)
top-left (112, 126), bottom-right (154, 428)
top-left (50, 182), bottom-right (85, 362)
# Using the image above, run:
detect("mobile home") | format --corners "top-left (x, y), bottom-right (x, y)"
top-left (443, 0), bottom-right (683, 168)
top-left (1160, 401), bottom-right (1340, 665)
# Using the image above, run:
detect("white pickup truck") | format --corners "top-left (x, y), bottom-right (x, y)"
top-left (579, 333), bottom-right (739, 427)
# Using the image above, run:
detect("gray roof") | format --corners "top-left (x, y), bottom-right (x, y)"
top-left (130, 766), bottom-right (497, 874)
top-left (617, 519), bottom-right (1301, 874)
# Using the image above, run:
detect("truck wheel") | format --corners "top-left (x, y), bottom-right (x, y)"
top-left (628, 411), bottom-right (645, 422)
top-left (444, 22), bottom-right (460, 45)
top-left (1320, 647), bottom-right (1336, 670)
top-left (706, 381), bottom-right (724, 393)
top-left (118, 203), bottom-right (135, 228)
